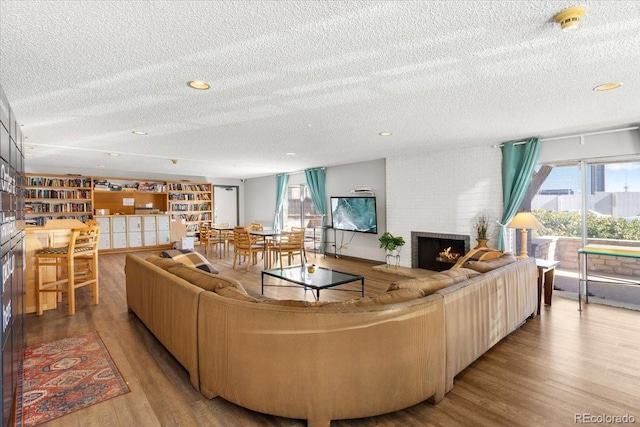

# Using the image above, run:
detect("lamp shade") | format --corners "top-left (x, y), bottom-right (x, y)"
top-left (507, 212), bottom-right (542, 229)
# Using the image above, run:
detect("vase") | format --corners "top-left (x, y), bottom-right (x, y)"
top-left (474, 239), bottom-right (489, 249)
top-left (385, 248), bottom-right (401, 267)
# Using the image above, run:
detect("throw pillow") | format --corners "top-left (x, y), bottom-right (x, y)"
top-left (146, 254), bottom-right (182, 271)
top-left (161, 249), bottom-right (218, 274)
top-left (451, 247), bottom-right (503, 269)
top-left (464, 253), bottom-right (518, 273)
top-left (167, 264), bottom-right (244, 292)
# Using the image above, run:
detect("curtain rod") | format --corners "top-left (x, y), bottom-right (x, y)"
top-left (492, 125), bottom-right (639, 148)
top-left (279, 167), bottom-right (326, 176)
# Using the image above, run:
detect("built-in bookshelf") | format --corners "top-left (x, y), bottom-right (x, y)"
top-left (167, 182), bottom-right (213, 235)
top-left (24, 175), bottom-right (214, 239)
top-left (25, 175), bottom-right (93, 226)
top-left (92, 178), bottom-right (167, 215)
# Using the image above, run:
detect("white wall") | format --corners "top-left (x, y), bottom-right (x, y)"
top-left (244, 159), bottom-right (387, 262)
top-left (386, 145), bottom-right (503, 267)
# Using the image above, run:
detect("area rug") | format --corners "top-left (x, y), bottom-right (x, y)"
top-left (17, 331), bottom-right (130, 426)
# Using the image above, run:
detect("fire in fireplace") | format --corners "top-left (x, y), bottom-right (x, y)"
top-left (411, 231), bottom-right (470, 272)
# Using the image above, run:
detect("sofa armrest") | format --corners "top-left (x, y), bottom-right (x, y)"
top-left (125, 254), bottom-right (203, 390)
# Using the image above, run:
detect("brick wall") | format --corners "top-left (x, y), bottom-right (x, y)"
top-left (386, 146), bottom-right (503, 267)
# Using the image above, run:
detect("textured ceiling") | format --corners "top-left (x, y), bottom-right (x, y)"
top-left (1, 1), bottom-right (639, 180)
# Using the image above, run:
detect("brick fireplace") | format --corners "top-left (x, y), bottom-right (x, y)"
top-left (411, 231), bottom-right (470, 272)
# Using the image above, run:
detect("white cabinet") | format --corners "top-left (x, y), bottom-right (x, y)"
top-left (143, 216), bottom-right (157, 246)
top-left (157, 215), bottom-right (170, 245)
top-left (112, 216), bottom-right (127, 249)
top-left (95, 216), bottom-right (111, 250)
top-left (128, 216), bottom-right (142, 247)
top-left (97, 214), bottom-right (171, 251)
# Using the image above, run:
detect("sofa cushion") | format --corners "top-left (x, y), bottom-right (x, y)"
top-left (167, 264), bottom-right (243, 292)
top-left (161, 249), bottom-right (218, 274)
top-left (464, 253), bottom-right (518, 273)
top-left (440, 267), bottom-right (482, 282)
top-left (215, 286), bottom-right (260, 302)
top-left (316, 287), bottom-right (425, 309)
top-left (146, 254), bottom-right (182, 271)
top-left (386, 273), bottom-right (455, 295)
top-left (451, 247), bottom-right (503, 269)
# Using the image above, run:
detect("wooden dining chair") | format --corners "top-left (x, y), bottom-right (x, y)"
top-left (232, 226), bottom-right (264, 271)
top-left (34, 225), bottom-right (100, 315)
top-left (198, 223), bottom-right (214, 254)
top-left (270, 228), bottom-right (305, 268)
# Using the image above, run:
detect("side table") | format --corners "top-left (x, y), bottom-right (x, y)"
top-left (535, 259), bottom-right (560, 315)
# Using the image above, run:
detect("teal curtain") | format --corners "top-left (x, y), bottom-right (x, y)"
top-left (498, 137), bottom-right (541, 250)
top-left (273, 173), bottom-right (289, 231)
top-left (304, 167), bottom-right (327, 252)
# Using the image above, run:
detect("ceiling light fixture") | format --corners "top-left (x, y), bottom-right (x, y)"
top-left (108, 153), bottom-right (120, 157)
top-left (132, 130), bottom-right (147, 135)
top-left (187, 80), bottom-right (211, 90)
top-left (379, 132), bottom-right (392, 136)
top-left (593, 82), bottom-right (622, 91)
top-left (554, 6), bottom-right (586, 31)
top-left (286, 152), bottom-right (296, 156)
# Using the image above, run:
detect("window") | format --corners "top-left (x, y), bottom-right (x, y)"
top-left (282, 184), bottom-right (321, 231)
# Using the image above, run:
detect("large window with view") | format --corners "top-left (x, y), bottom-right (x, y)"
top-left (281, 184), bottom-right (322, 251)
top-left (530, 161), bottom-right (640, 309)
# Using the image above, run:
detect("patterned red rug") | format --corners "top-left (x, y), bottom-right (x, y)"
top-left (17, 331), bottom-right (130, 426)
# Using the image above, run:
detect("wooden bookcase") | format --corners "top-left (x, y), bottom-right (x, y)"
top-left (167, 182), bottom-right (213, 236)
top-left (24, 174), bottom-right (93, 226)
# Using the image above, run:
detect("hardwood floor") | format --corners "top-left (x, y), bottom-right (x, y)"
top-left (25, 248), bottom-right (640, 426)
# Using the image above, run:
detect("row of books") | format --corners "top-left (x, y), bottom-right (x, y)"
top-left (169, 203), bottom-right (212, 211)
top-left (25, 202), bottom-right (92, 213)
top-left (27, 177), bottom-right (91, 188)
top-left (168, 183), bottom-right (210, 192)
top-left (25, 189), bottom-right (92, 199)
top-left (168, 193), bottom-right (212, 200)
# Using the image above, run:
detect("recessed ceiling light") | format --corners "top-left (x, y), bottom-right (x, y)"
top-left (108, 153), bottom-right (120, 157)
top-left (286, 152), bottom-right (296, 156)
top-left (187, 80), bottom-right (211, 90)
top-left (25, 146), bottom-right (34, 150)
top-left (593, 82), bottom-right (622, 91)
top-left (132, 130), bottom-right (147, 135)
top-left (379, 132), bottom-right (392, 136)
top-left (97, 164), bottom-right (105, 168)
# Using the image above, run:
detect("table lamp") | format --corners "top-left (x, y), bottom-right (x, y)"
top-left (507, 212), bottom-right (542, 259)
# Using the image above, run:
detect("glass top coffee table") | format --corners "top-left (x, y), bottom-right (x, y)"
top-left (261, 265), bottom-right (365, 301)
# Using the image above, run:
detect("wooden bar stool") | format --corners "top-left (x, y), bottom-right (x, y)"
top-left (35, 225), bottom-right (100, 316)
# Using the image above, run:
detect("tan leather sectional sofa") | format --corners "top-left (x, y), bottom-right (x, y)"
top-left (125, 253), bottom-right (537, 427)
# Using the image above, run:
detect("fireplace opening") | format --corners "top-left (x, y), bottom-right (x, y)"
top-left (411, 232), bottom-right (470, 272)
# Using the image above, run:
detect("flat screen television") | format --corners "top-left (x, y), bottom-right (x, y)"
top-left (330, 196), bottom-right (377, 234)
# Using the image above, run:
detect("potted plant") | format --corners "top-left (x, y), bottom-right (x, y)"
top-left (474, 214), bottom-right (490, 248)
top-left (378, 232), bottom-right (406, 255)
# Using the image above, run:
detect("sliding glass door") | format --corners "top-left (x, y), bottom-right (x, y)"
top-left (531, 160), bottom-right (640, 308)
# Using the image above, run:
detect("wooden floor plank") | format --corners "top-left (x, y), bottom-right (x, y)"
top-left (25, 249), bottom-right (640, 426)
